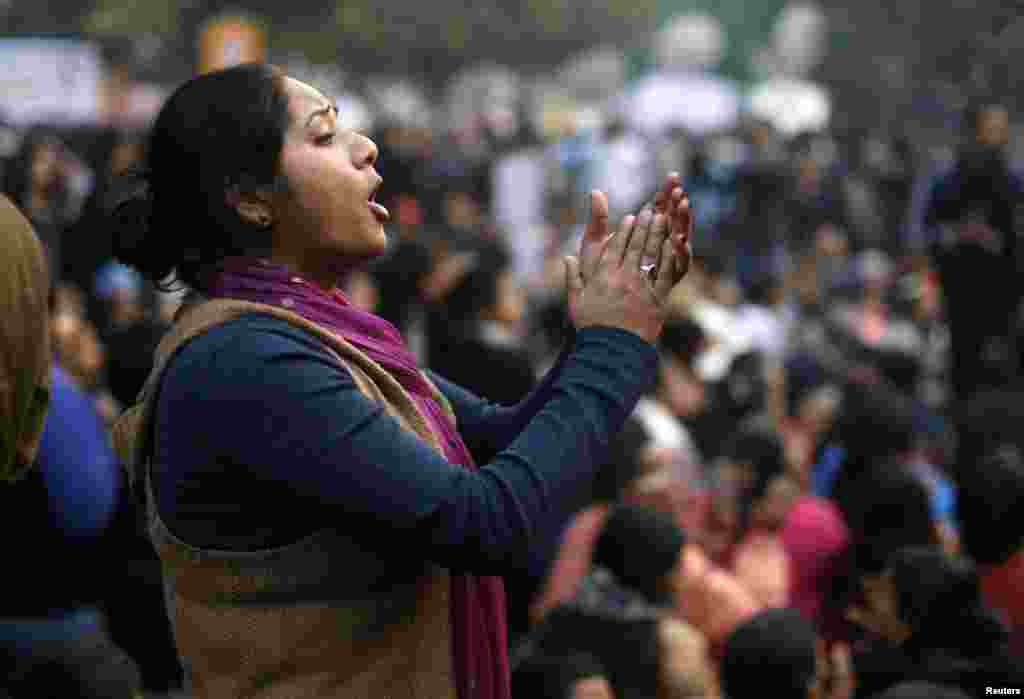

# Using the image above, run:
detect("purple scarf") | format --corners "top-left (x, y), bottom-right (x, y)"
top-left (204, 258), bottom-right (509, 699)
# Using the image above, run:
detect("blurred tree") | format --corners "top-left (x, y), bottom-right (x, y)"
top-left (83, 0), bottom-right (180, 36)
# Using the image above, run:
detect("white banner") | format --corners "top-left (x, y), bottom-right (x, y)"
top-left (0, 38), bottom-right (103, 127)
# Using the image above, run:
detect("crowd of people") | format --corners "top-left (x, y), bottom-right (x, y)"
top-left (0, 59), bottom-right (1022, 699)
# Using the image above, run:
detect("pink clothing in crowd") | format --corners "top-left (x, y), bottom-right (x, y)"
top-left (980, 550), bottom-right (1024, 658)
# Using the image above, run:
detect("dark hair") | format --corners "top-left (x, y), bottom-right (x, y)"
top-left (591, 416), bottom-right (649, 502)
top-left (847, 464), bottom-right (938, 575)
top-left (110, 63), bottom-right (291, 291)
top-left (887, 547), bottom-right (1007, 657)
top-left (957, 445), bottom-right (1024, 565)
top-left (593, 503), bottom-right (685, 607)
top-left (441, 240), bottom-right (513, 326)
top-left (721, 608), bottom-right (818, 699)
top-left (658, 316), bottom-right (704, 368)
top-left (721, 417), bottom-right (786, 530)
top-left (534, 607), bottom-right (662, 698)
top-left (511, 651), bottom-right (606, 699)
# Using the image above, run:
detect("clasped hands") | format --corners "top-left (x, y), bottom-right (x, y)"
top-left (566, 173), bottom-right (694, 343)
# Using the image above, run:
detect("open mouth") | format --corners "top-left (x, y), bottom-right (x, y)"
top-left (368, 182), bottom-right (390, 223)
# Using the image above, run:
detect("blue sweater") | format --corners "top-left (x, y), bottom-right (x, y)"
top-left (152, 315), bottom-right (657, 575)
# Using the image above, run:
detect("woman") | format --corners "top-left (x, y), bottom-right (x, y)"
top-left (109, 64), bottom-right (691, 699)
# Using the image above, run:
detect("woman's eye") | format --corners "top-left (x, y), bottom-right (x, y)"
top-left (315, 133), bottom-right (335, 145)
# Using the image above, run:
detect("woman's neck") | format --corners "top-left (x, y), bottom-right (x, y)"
top-left (263, 252), bottom-right (343, 292)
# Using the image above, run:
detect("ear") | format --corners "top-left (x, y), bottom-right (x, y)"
top-left (227, 185), bottom-right (274, 228)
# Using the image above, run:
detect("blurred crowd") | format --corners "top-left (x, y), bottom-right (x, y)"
top-left (1, 73), bottom-right (1023, 699)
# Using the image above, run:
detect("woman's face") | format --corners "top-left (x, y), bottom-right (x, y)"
top-left (269, 77), bottom-right (388, 285)
top-left (30, 141), bottom-right (62, 192)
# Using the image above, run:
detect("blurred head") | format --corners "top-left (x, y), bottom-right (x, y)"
top-left (112, 63), bottom-right (385, 292)
top-left (957, 445), bottom-right (1024, 565)
top-left (879, 547), bottom-right (1007, 653)
top-left (593, 503), bottom-right (686, 607)
top-left (512, 652), bottom-right (614, 699)
top-left (4, 128), bottom-right (67, 207)
top-left (536, 608), bottom-right (662, 698)
top-left (847, 464), bottom-right (939, 578)
top-left (722, 608), bottom-right (820, 699)
top-left (965, 99), bottom-right (1010, 148)
top-left (0, 196), bottom-right (51, 482)
top-left (442, 241), bottom-right (523, 327)
top-left (655, 317), bottom-right (706, 417)
top-left (592, 416), bottom-right (650, 503)
top-left (712, 419), bottom-right (790, 531)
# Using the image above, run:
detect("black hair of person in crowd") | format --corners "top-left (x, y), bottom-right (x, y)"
top-left (715, 416), bottom-right (788, 534)
top-left (870, 683), bottom-right (971, 699)
top-left (721, 608), bottom-right (820, 699)
top-left (590, 415), bottom-right (650, 505)
top-left (591, 503), bottom-right (685, 608)
top-left (957, 444), bottom-right (1024, 567)
top-left (531, 606), bottom-right (662, 699)
top-left (852, 547), bottom-right (1023, 698)
top-left (511, 651), bottom-right (613, 699)
top-left (830, 462), bottom-right (941, 645)
top-left (427, 238), bottom-right (536, 406)
top-left (828, 382), bottom-right (918, 521)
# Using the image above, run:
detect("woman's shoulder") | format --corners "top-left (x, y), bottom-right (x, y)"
top-left (162, 311), bottom-right (350, 388)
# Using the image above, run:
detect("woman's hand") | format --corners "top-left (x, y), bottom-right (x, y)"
top-left (566, 173), bottom-right (692, 338)
top-left (564, 174), bottom-right (693, 344)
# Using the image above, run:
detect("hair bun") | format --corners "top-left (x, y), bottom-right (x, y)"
top-left (107, 173), bottom-right (173, 285)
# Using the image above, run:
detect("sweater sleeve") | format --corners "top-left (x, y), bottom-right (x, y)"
top-left (155, 318), bottom-right (656, 575)
top-left (426, 336), bottom-right (575, 461)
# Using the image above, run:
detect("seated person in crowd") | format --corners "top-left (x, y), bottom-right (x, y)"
top-left (511, 651), bottom-right (615, 699)
top-left (721, 608), bottom-right (822, 699)
top-left (850, 547), bottom-right (1023, 698)
top-left (533, 433), bottom-right (759, 653)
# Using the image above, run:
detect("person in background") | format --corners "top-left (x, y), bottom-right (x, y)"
top-left (702, 419), bottom-right (793, 607)
top-left (633, 315), bottom-right (706, 485)
top-left (93, 261), bottom-right (167, 409)
top-left (0, 195), bottom-right (143, 697)
top-left (924, 98), bottom-right (1023, 407)
top-left (720, 608), bottom-right (822, 699)
top-left (528, 604), bottom-right (713, 699)
top-left (954, 402), bottom-right (1024, 656)
top-left (850, 547), bottom-right (1022, 697)
top-left (511, 652), bottom-right (615, 699)
top-left (429, 238), bottom-right (536, 405)
top-left (2, 128), bottom-right (83, 279)
top-left (591, 503), bottom-right (687, 609)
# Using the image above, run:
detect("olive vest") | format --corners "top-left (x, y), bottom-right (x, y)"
top-left (113, 298), bottom-right (457, 698)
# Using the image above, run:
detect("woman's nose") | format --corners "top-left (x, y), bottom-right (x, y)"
top-left (355, 134), bottom-right (378, 168)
